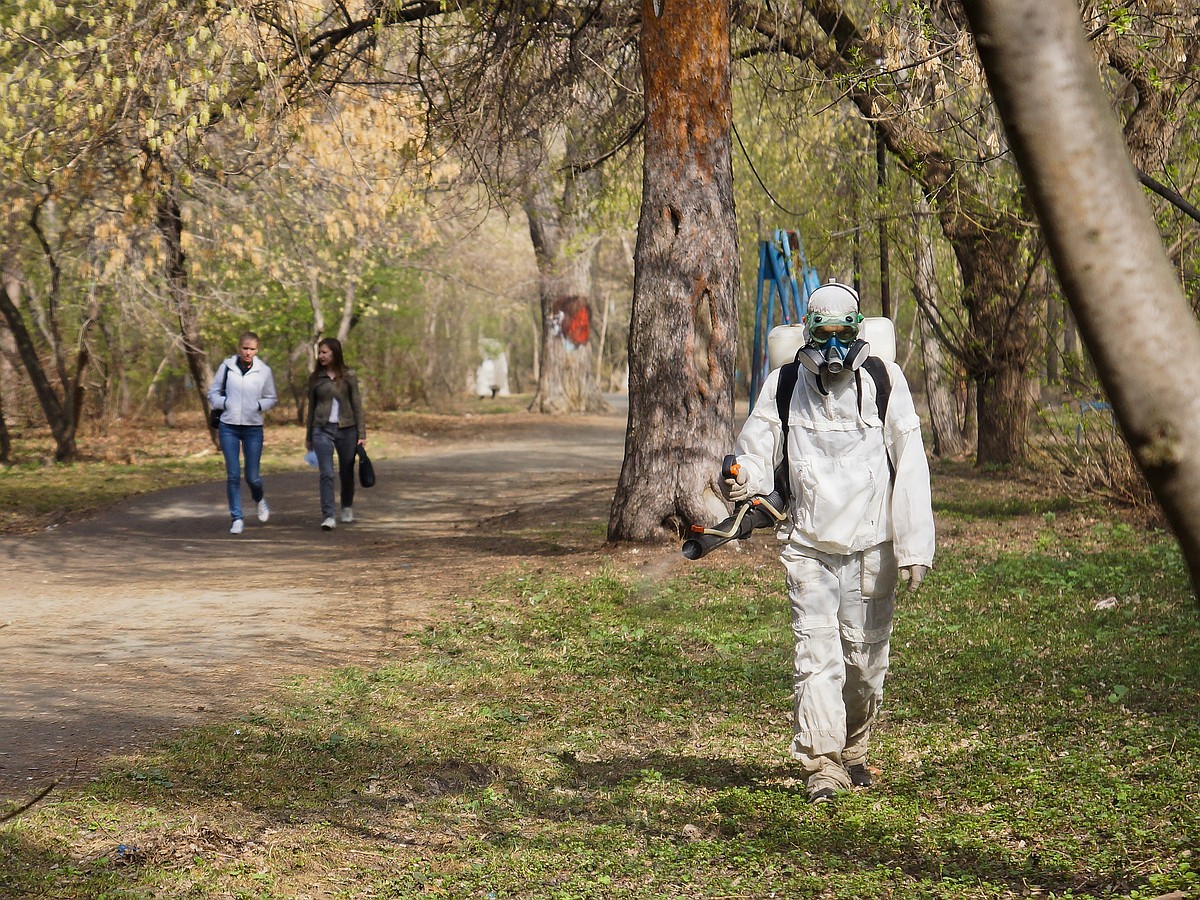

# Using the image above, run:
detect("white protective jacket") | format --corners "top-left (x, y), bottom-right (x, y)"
top-left (208, 356), bottom-right (278, 427)
top-left (732, 359), bottom-right (935, 568)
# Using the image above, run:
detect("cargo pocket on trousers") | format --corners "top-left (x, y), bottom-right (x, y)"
top-left (859, 543), bottom-right (897, 644)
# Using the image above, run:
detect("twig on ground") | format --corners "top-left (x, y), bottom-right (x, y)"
top-left (0, 780), bottom-right (57, 823)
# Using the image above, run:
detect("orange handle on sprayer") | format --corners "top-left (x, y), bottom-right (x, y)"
top-left (722, 454), bottom-right (739, 480)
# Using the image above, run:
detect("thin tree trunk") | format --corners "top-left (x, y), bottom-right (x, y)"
top-left (912, 214), bottom-right (970, 459)
top-left (137, 350), bottom-right (175, 419)
top-left (1045, 293), bottom-right (1061, 387)
top-left (609, 0), bottom-right (738, 542)
top-left (307, 267), bottom-right (325, 367)
top-left (595, 293), bottom-right (611, 385)
top-left (336, 258), bottom-right (360, 345)
top-left (69, 284), bottom-right (100, 429)
top-left (961, 0), bottom-right (1200, 594)
top-left (1064, 308), bottom-right (1078, 357)
top-left (0, 285), bottom-right (12, 461)
top-left (25, 203), bottom-right (98, 460)
top-left (154, 179), bottom-right (212, 433)
top-left (28, 202), bottom-right (70, 392)
top-left (0, 293), bottom-right (17, 414)
top-left (0, 389), bottom-right (9, 463)
top-left (0, 260), bottom-right (75, 460)
top-left (530, 304), bottom-right (540, 385)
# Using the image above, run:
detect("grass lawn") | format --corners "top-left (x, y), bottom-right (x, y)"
top-left (1, 419), bottom-right (1198, 898)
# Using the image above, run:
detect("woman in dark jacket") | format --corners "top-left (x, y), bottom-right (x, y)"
top-left (305, 338), bottom-right (366, 530)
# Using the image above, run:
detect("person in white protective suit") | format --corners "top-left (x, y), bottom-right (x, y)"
top-left (724, 281), bottom-right (935, 803)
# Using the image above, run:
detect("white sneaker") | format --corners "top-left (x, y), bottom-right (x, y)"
top-left (230, 519), bottom-right (244, 535)
top-left (321, 517), bottom-right (336, 531)
top-left (340, 507), bottom-right (354, 523)
top-left (257, 498), bottom-right (270, 523)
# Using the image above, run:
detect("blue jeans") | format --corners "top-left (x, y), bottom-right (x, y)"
top-left (312, 424), bottom-right (357, 518)
top-left (218, 422), bottom-right (264, 521)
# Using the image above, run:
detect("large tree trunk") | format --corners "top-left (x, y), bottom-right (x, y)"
top-left (974, 353), bottom-right (1028, 464)
top-left (960, 0), bottom-right (1200, 594)
top-left (608, 0), bottom-right (738, 542)
top-left (524, 148), bottom-right (607, 415)
top-left (942, 215), bottom-right (1035, 465)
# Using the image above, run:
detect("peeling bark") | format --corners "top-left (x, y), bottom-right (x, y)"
top-left (609, 0), bottom-right (738, 543)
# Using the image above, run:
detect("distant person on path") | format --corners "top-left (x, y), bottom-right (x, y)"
top-left (208, 331), bottom-right (278, 535)
top-left (723, 282), bottom-right (935, 803)
top-left (306, 337), bottom-right (366, 531)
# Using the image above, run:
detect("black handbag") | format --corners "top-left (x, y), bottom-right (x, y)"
top-left (208, 366), bottom-right (229, 429)
top-left (356, 444), bottom-right (376, 488)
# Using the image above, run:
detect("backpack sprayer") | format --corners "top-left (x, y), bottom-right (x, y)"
top-left (681, 454), bottom-right (789, 560)
top-left (681, 316), bottom-right (896, 561)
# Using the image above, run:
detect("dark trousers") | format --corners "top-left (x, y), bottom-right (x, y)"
top-left (313, 424), bottom-right (357, 518)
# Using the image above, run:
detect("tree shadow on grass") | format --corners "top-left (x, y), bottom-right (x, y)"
top-left (0, 728), bottom-right (1144, 899)
top-left (539, 751), bottom-right (1119, 897)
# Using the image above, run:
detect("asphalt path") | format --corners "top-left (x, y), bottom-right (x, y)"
top-left (0, 412), bottom-right (628, 801)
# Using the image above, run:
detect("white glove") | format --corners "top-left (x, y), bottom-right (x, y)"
top-left (899, 565), bottom-right (929, 592)
top-left (722, 465), bottom-right (751, 502)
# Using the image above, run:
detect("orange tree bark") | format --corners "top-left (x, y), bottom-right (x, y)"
top-left (608, 0), bottom-right (738, 542)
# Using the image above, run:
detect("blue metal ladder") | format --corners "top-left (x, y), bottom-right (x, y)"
top-left (749, 229), bottom-right (820, 401)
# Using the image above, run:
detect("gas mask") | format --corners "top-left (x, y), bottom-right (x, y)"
top-left (797, 305), bottom-right (869, 376)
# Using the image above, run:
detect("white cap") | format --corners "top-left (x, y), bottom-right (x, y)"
top-left (807, 281), bottom-right (860, 315)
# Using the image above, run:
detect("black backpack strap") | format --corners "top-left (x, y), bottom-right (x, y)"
top-left (773, 361), bottom-right (800, 503)
top-left (213, 363), bottom-right (231, 405)
top-left (775, 357), bottom-right (894, 498)
top-left (857, 356), bottom-right (894, 482)
top-left (861, 356), bottom-right (890, 422)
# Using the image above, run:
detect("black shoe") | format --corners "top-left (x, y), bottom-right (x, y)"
top-left (809, 787), bottom-right (837, 804)
top-left (848, 764), bottom-right (873, 787)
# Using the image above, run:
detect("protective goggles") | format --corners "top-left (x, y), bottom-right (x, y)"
top-left (806, 310), bottom-right (863, 343)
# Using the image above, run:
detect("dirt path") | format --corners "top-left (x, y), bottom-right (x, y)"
top-left (0, 410), bottom-right (647, 802)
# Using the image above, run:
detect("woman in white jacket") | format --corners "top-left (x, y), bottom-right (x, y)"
top-left (725, 283), bottom-right (935, 803)
top-left (207, 332), bottom-right (278, 535)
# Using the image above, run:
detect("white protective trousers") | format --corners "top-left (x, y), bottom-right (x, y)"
top-left (782, 540), bottom-right (897, 790)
